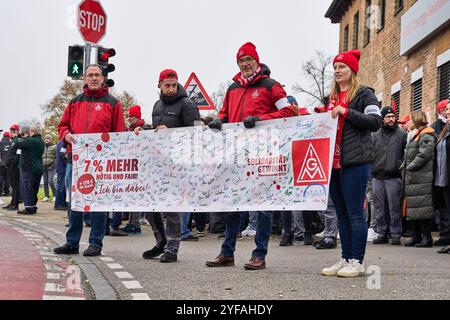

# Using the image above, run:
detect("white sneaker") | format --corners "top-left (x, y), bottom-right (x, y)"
top-left (336, 232), bottom-right (340, 240)
top-left (42, 197), bottom-right (49, 202)
top-left (321, 258), bottom-right (349, 276)
top-left (367, 228), bottom-right (378, 242)
top-left (139, 218), bottom-right (150, 226)
top-left (315, 231), bottom-right (325, 238)
top-left (337, 259), bottom-right (365, 277)
top-left (241, 227), bottom-right (256, 237)
top-left (51, 197), bottom-right (56, 203)
top-left (247, 229), bottom-right (256, 237)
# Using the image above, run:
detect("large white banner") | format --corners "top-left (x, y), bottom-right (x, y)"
top-left (71, 113), bottom-right (337, 212)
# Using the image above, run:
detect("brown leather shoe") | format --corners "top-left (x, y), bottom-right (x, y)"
top-left (205, 255), bottom-right (234, 267)
top-left (244, 257), bottom-right (266, 270)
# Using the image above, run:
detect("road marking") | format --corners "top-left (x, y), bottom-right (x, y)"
top-left (115, 271), bottom-right (133, 279)
top-left (131, 293), bottom-right (151, 300)
top-left (42, 256), bottom-right (63, 262)
top-left (106, 263), bottom-right (123, 270)
top-left (45, 264), bottom-right (63, 271)
top-left (99, 257), bottom-right (114, 262)
top-left (122, 281), bottom-right (143, 289)
top-left (43, 295), bottom-right (85, 300)
top-left (45, 283), bottom-right (66, 293)
top-left (47, 273), bottom-right (63, 280)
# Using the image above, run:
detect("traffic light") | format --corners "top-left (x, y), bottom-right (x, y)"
top-left (67, 45), bottom-right (85, 79)
top-left (97, 47), bottom-right (116, 87)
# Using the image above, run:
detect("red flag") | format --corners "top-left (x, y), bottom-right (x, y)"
top-left (392, 99), bottom-right (397, 114)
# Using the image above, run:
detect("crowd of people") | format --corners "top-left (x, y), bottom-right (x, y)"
top-left (1, 42), bottom-right (449, 277)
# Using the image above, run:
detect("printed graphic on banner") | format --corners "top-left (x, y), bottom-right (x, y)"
top-left (71, 113), bottom-right (337, 212)
top-left (184, 72), bottom-right (216, 111)
top-left (292, 138), bottom-right (330, 186)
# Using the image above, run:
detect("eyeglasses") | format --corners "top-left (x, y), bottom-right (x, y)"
top-left (238, 56), bottom-right (255, 65)
top-left (385, 115), bottom-right (396, 119)
top-left (86, 73), bottom-right (103, 78)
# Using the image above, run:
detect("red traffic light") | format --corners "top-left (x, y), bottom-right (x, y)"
top-left (99, 48), bottom-right (116, 61)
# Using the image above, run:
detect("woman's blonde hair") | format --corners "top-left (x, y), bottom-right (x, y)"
top-left (330, 71), bottom-right (360, 105)
top-left (411, 110), bottom-right (428, 131)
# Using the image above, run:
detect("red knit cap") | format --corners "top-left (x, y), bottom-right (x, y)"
top-left (236, 42), bottom-right (260, 64)
top-left (437, 99), bottom-right (449, 112)
top-left (3, 131), bottom-right (10, 138)
top-left (10, 124), bottom-right (20, 131)
top-left (333, 50), bottom-right (361, 74)
top-left (128, 105), bottom-right (142, 120)
top-left (159, 69), bottom-right (178, 82)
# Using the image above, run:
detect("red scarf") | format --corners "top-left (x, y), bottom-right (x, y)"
top-left (234, 66), bottom-right (262, 87)
top-left (328, 91), bottom-right (349, 169)
top-left (128, 119), bottom-right (145, 131)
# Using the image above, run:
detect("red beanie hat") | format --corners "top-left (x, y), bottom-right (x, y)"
top-left (128, 105), bottom-right (142, 120)
top-left (10, 124), bottom-right (20, 131)
top-left (437, 99), bottom-right (449, 112)
top-left (159, 69), bottom-right (178, 82)
top-left (3, 131), bottom-right (10, 138)
top-left (333, 50), bottom-right (361, 74)
top-left (236, 42), bottom-right (260, 64)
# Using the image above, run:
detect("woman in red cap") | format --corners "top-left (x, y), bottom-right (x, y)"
top-left (319, 50), bottom-right (382, 277)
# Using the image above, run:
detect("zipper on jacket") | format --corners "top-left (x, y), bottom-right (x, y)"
top-left (240, 87), bottom-right (249, 121)
top-left (85, 97), bottom-right (95, 133)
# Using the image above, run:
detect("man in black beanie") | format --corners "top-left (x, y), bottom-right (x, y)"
top-left (371, 106), bottom-right (407, 245)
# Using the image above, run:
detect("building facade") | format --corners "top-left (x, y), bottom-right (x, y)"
top-left (325, 0), bottom-right (450, 121)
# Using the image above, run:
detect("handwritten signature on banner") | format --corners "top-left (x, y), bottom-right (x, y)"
top-left (71, 113), bottom-right (337, 212)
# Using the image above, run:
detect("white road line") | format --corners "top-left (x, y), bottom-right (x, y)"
top-left (36, 245), bottom-right (50, 250)
top-left (114, 271), bottom-right (133, 279)
top-left (45, 264), bottom-right (63, 271)
top-left (99, 257), bottom-right (114, 262)
top-left (122, 281), bottom-right (143, 289)
top-left (44, 283), bottom-right (66, 293)
top-left (39, 250), bottom-right (56, 256)
top-left (42, 256), bottom-right (63, 262)
top-left (131, 293), bottom-right (151, 300)
top-left (42, 295), bottom-right (85, 300)
top-left (106, 263), bottom-right (123, 270)
top-left (46, 273), bottom-right (63, 280)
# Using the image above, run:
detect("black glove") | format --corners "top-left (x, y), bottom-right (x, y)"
top-left (208, 118), bottom-right (223, 131)
top-left (243, 116), bottom-right (260, 129)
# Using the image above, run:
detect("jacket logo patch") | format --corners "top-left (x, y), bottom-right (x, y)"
top-left (94, 104), bottom-right (102, 111)
top-left (167, 112), bottom-right (177, 116)
top-left (292, 138), bottom-right (330, 186)
top-left (252, 89), bottom-right (259, 98)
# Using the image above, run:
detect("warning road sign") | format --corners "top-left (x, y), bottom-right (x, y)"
top-left (184, 73), bottom-right (216, 111)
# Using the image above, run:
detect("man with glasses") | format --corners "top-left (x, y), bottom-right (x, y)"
top-left (371, 106), bottom-right (407, 245)
top-left (206, 42), bottom-right (297, 270)
top-left (54, 64), bottom-right (125, 257)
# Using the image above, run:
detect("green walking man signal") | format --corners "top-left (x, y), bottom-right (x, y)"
top-left (67, 45), bottom-right (85, 79)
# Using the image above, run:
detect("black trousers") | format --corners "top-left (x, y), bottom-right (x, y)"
top-left (7, 164), bottom-right (20, 207)
top-left (0, 165), bottom-right (10, 194)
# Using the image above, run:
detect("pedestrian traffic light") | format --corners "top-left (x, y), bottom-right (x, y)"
top-left (67, 45), bottom-right (85, 79)
top-left (97, 47), bottom-right (116, 87)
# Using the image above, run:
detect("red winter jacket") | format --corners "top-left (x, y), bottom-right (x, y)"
top-left (58, 85), bottom-right (126, 152)
top-left (218, 64), bottom-right (296, 123)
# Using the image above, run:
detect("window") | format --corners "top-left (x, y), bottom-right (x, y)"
top-left (343, 25), bottom-right (349, 51)
top-left (378, 0), bottom-right (386, 31)
top-left (438, 61), bottom-right (450, 101)
top-left (364, 0), bottom-right (371, 46)
top-left (411, 80), bottom-right (422, 112)
top-left (353, 11), bottom-right (360, 49)
top-left (392, 91), bottom-right (401, 120)
top-left (395, 0), bottom-right (404, 14)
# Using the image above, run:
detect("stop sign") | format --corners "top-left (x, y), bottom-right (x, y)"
top-left (77, 0), bottom-right (107, 44)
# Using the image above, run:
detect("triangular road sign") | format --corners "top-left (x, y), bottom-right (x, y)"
top-left (184, 72), bottom-right (216, 111)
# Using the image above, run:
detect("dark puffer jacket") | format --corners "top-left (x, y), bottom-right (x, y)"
top-left (152, 84), bottom-right (200, 128)
top-left (371, 124), bottom-right (407, 179)
top-left (402, 127), bottom-right (436, 220)
top-left (340, 86), bottom-right (382, 167)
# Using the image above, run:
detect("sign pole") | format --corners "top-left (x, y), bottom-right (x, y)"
top-left (84, 43), bottom-right (91, 72)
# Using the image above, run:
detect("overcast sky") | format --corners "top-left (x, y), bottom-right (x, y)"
top-left (0, 0), bottom-right (338, 132)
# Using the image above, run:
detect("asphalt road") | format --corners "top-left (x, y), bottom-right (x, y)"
top-left (1, 197), bottom-right (449, 301)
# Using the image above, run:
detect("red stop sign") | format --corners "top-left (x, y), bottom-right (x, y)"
top-left (77, 0), bottom-right (107, 44)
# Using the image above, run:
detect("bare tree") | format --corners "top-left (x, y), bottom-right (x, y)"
top-left (292, 51), bottom-right (333, 106)
top-left (210, 81), bottom-right (232, 115)
top-left (114, 90), bottom-right (140, 115)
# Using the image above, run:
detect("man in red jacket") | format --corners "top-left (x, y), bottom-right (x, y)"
top-left (54, 64), bottom-right (126, 257)
top-left (206, 42), bottom-right (296, 270)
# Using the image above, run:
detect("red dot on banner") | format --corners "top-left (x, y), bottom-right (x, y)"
top-left (247, 172), bottom-right (251, 177)
top-left (84, 206), bottom-right (90, 212)
top-left (96, 144), bottom-right (102, 152)
top-left (101, 133), bottom-right (110, 143)
top-left (276, 185), bottom-right (281, 190)
top-left (73, 154), bottom-right (79, 161)
top-left (72, 186), bottom-right (75, 192)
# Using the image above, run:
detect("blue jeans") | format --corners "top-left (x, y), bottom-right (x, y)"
top-left (330, 164), bottom-right (371, 263)
top-left (107, 211), bottom-right (123, 230)
top-left (66, 210), bottom-right (108, 249)
top-left (221, 211), bottom-right (273, 259)
top-left (55, 172), bottom-right (66, 208)
top-left (182, 212), bottom-right (193, 238)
